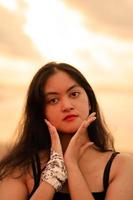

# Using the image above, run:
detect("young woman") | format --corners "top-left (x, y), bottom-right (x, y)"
top-left (0, 62), bottom-right (133, 200)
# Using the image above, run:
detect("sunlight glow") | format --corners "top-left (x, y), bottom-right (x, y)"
top-left (24, 0), bottom-right (85, 64)
top-left (0, 0), bottom-right (17, 11)
top-left (24, 0), bottom-right (133, 73)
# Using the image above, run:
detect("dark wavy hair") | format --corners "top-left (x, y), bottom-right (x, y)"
top-left (0, 62), bottom-right (114, 179)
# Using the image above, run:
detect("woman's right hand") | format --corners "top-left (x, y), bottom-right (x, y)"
top-left (44, 119), bottom-right (67, 192)
top-left (44, 119), bottom-right (63, 157)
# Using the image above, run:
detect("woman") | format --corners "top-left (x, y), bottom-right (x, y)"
top-left (0, 62), bottom-right (133, 200)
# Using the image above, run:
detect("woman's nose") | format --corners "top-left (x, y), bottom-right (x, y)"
top-left (61, 98), bottom-right (74, 112)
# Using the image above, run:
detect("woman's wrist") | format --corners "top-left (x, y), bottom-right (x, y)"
top-left (65, 160), bottom-right (79, 171)
top-left (41, 150), bottom-right (67, 192)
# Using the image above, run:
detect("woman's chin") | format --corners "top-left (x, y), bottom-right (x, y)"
top-left (58, 127), bottom-right (79, 135)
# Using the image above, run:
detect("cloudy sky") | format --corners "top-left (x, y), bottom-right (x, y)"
top-left (0, 0), bottom-right (133, 153)
top-left (0, 0), bottom-right (133, 85)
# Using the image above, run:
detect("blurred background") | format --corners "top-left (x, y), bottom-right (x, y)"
top-left (0, 0), bottom-right (133, 157)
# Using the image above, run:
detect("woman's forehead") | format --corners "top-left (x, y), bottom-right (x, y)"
top-left (44, 71), bottom-right (79, 91)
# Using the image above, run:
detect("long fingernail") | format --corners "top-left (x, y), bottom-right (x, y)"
top-left (44, 119), bottom-right (50, 126)
top-left (44, 118), bottom-right (48, 123)
top-left (90, 112), bottom-right (96, 116)
top-left (89, 142), bottom-right (94, 145)
top-left (92, 117), bottom-right (96, 120)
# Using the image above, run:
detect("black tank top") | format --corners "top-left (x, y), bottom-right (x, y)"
top-left (27, 152), bottom-right (119, 200)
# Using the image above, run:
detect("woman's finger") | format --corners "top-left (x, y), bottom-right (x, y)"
top-left (85, 112), bottom-right (96, 127)
top-left (44, 119), bottom-right (63, 155)
top-left (76, 112), bottom-right (96, 137)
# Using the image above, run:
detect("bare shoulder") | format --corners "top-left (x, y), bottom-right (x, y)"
top-left (0, 175), bottom-right (27, 189)
top-left (0, 170), bottom-right (28, 199)
top-left (106, 153), bottom-right (133, 199)
top-left (114, 152), bottom-right (133, 167)
top-left (112, 152), bottom-right (133, 178)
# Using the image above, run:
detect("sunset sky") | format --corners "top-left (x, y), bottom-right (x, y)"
top-left (0, 0), bottom-right (133, 85)
top-left (0, 0), bottom-right (133, 153)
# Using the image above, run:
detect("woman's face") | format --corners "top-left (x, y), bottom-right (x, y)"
top-left (44, 71), bottom-right (91, 134)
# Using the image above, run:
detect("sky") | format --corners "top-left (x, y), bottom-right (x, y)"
top-left (0, 0), bottom-right (133, 153)
top-left (0, 0), bottom-right (133, 86)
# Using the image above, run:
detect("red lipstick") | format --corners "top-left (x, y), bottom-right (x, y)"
top-left (63, 114), bottom-right (78, 121)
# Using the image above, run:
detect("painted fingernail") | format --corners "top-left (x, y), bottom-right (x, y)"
top-left (44, 119), bottom-right (50, 126)
top-left (92, 117), bottom-right (96, 120)
top-left (44, 119), bottom-right (48, 123)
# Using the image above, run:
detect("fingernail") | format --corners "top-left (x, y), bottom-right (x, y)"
top-left (89, 142), bottom-right (94, 146)
top-left (92, 117), bottom-right (96, 120)
top-left (89, 112), bottom-right (96, 118)
top-left (90, 142), bottom-right (94, 145)
top-left (44, 119), bottom-right (50, 126)
top-left (44, 119), bottom-right (48, 123)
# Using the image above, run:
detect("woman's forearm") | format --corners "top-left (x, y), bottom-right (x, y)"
top-left (67, 164), bottom-right (95, 200)
top-left (30, 181), bottom-right (55, 200)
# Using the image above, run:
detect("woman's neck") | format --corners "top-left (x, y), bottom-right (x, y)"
top-left (59, 131), bottom-right (90, 154)
top-left (59, 133), bottom-right (74, 154)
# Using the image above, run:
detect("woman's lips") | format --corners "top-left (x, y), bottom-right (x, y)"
top-left (63, 114), bottom-right (78, 121)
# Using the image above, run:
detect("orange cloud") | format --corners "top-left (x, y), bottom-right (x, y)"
top-left (0, 5), bottom-right (42, 61)
top-left (64, 0), bottom-right (133, 40)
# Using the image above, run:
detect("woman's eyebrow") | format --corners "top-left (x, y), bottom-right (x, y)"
top-left (66, 84), bottom-right (80, 93)
top-left (45, 84), bottom-right (80, 96)
top-left (45, 92), bottom-right (58, 97)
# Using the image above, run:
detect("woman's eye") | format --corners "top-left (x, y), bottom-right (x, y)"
top-left (48, 98), bottom-right (59, 104)
top-left (70, 91), bottom-right (80, 97)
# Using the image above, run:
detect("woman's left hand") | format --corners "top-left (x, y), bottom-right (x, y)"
top-left (64, 112), bottom-right (96, 166)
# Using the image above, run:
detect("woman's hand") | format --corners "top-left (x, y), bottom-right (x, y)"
top-left (45, 119), bottom-right (63, 156)
top-left (44, 119), bottom-right (67, 192)
top-left (64, 112), bottom-right (96, 166)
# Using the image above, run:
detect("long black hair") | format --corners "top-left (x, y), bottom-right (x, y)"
top-left (0, 62), bottom-right (114, 179)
